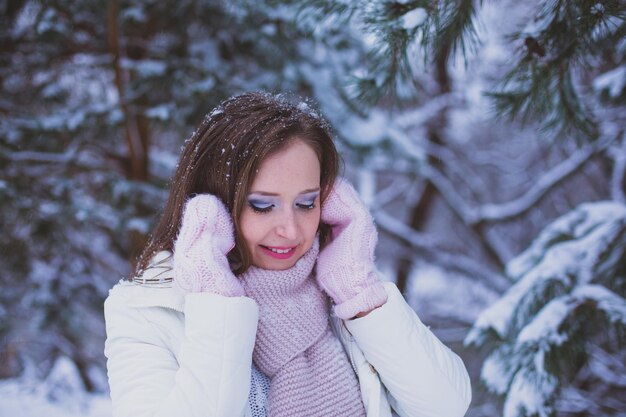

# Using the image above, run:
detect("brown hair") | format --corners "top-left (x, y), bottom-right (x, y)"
top-left (133, 91), bottom-right (341, 277)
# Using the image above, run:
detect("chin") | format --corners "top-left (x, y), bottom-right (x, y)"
top-left (258, 258), bottom-right (299, 271)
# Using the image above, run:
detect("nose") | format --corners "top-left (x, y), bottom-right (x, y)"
top-left (275, 209), bottom-right (299, 240)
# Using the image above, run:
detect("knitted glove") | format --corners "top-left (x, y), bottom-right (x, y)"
top-left (173, 194), bottom-right (244, 297)
top-left (316, 178), bottom-right (388, 319)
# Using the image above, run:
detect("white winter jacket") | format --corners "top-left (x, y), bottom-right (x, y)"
top-left (104, 255), bottom-right (472, 417)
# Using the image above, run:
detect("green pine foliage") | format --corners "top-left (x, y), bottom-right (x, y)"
top-left (487, 0), bottom-right (625, 139)
top-left (298, 0), bottom-right (484, 105)
top-left (301, 0), bottom-right (625, 139)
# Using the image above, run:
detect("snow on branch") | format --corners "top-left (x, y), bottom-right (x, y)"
top-left (466, 200), bottom-right (626, 417)
top-left (467, 201), bottom-right (626, 344)
top-left (476, 133), bottom-right (620, 223)
top-left (572, 284), bottom-right (626, 327)
top-left (393, 93), bottom-right (457, 130)
top-left (503, 369), bottom-right (557, 417)
top-left (5, 136), bottom-right (89, 165)
top-left (374, 209), bottom-right (509, 292)
top-left (421, 132), bottom-right (619, 226)
top-left (506, 201), bottom-right (626, 280)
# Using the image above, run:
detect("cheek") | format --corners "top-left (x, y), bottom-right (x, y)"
top-left (302, 208), bottom-right (321, 238)
top-left (239, 210), bottom-right (260, 245)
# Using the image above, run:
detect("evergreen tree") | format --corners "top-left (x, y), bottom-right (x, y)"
top-left (0, 0), bottom-right (331, 389)
top-left (300, 0), bottom-right (625, 140)
top-left (2, 2), bottom-right (625, 414)
top-left (297, 1), bottom-right (626, 415)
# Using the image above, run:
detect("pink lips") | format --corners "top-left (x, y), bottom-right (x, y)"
top-left (260, 245), bottom-right (298, 260)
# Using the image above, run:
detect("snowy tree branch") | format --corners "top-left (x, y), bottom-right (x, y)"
top-left (424, 141), bottom-right (490, 199)
top-left (374, 209), bottom-right (510, 292)
top-left (367, 176), bottom-right (414, 210)
top-left (393, 93), bottom-right (457, 130)
top-left (422, 132), bottom-right (619, 225)
top-left (6, 140), bottom-right (82, 164)
top-left (475, 133), bottom-right (619, 223)
top-left (419, 164), bottom-right (475, 223)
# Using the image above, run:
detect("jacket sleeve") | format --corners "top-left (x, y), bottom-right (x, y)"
top-left (104, 289), bottom-right (259, 417)
top-left (344, 282), bottom-right (472, 417)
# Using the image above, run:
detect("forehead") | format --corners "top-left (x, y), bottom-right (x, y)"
top-left (251, 140), bottom-right (321, 191)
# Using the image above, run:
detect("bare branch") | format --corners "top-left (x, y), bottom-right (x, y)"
top-left (588, 345), bottom-right (626, 387)
top-left (368, 176), bottom-right (414, 210)
top-left (374, 209), bottom-right (510, 292)
top-left (424, 141), bottom-right (490, 200)
top-left (475, 133), bottom-right (619, 223)
top-left (422, 132), bottom-right (619, 225)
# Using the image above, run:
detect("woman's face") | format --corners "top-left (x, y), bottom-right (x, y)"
top-left (239, 139), bottom-right (321, 270)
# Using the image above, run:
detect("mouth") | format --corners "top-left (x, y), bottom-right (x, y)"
top-left (260, 245), bottom-right (298, 260)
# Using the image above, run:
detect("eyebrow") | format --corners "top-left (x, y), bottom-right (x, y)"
top-left (247, 188), bottom-right (321, 197)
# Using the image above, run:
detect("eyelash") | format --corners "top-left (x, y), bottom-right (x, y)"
top-left (249, 203), bottom-right (273, 214)
top-left (297, 202), bottom-right (316, 210)
top-left (248, 201), bottom-right (316, 213)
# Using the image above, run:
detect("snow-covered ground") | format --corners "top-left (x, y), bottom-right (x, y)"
top-left (0, 357), bottom-right (111, 417)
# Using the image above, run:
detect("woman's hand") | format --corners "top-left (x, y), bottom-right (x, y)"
top-left (316, 179), bottom-right (387, 319)
top-left (173, 194), bottom-right (245, 296)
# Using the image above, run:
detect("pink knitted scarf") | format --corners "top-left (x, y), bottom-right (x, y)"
top-left (238, 239), bottom-right (367, 417)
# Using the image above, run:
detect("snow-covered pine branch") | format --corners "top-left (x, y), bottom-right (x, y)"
top-left (465, 201), bottom-right (626, 417)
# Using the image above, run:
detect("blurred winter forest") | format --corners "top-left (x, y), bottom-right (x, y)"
top-left (1, 0), bottom-right (625, 416)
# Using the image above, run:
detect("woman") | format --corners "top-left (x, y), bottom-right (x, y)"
top-left (104, 92), bottom-right (472, 417)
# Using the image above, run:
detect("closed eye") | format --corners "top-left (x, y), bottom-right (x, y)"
top-left (295, 191), bottom-right (319, 210)
top-left (296, 201), bottom-right (316, 210)
top-left (248, 200), bottom-right (274, 213)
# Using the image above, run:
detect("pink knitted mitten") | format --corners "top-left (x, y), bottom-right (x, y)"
top-left (316, 178), bottom-right (388, 319)
top-left (172, 194), bottom-right (244, 297)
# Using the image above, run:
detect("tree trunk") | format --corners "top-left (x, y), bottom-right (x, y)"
top-left (107, 0), bottom-right (149, 182)
top-left (107, 0), bottom-right (151, 265)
